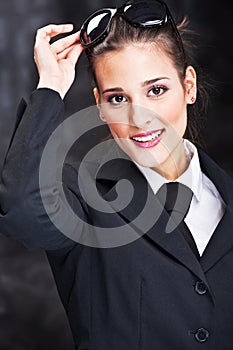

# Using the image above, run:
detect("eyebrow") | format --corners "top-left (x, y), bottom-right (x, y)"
top-left (102, 87), bottom-right (124, 94)
top-left (142, 77), bottom-right (169, 87)
top-left (102, 77), bottom-right (169, 94)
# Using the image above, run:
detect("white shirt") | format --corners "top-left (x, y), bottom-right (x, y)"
top-left (134, 140), bottom-right (226, 256)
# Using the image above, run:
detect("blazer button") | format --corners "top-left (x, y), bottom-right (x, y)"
top-left (195, 281), bottom-right (208, 295)
top-left (194, 328), bottom-right (209, 343)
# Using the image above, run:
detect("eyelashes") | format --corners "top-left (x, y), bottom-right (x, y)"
top-left (107, 95), bottom-right (127, 105)
top-left (106, 85), bottom-right (169, 105)
top-left (147, 85), bottom-right (169, 97)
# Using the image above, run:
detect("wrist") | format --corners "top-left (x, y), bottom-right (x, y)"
top-left (37, 79), bottom-right (66, 99)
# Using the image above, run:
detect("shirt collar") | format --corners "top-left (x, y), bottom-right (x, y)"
top-left (134, 139), bottom-right (203, 202)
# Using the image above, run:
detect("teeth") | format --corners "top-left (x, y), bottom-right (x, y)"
top-left (132, 130), bottom-right (163, 142)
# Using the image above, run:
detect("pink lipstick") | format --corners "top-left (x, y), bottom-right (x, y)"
top-left (130, 129), bottom-right (164, 149)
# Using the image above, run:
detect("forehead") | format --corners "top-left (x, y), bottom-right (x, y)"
top-left (94, 44), bottom-right (179, 89)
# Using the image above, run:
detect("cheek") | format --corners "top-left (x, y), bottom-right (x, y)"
top-left (108, 124), bottom-right (129, 138)
top-left (162, 100), bottom-right (187, 132)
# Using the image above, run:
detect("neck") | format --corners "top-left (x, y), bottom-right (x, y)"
top-left (152, 141), bottom-right (188, 181)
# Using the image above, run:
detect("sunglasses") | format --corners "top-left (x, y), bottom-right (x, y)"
top-left (80, 0), bottom-right (184, 54)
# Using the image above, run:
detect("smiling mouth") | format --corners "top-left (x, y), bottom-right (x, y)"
top-left (130, 129), bottom-right (165, 143)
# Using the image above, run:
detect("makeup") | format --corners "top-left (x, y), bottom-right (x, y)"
top-left (130, 128), bottom-right (165, 148)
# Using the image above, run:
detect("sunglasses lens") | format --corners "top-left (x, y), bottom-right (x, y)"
top-left (80, 1), bottom-right (170, 48)
top-left (81, 10), bottom-right (112, 46)
top-left (123, 1), bottom-right (166, 26)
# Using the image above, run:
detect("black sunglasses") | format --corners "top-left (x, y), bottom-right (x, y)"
top-left (80, 0), bottom-right (184, 55)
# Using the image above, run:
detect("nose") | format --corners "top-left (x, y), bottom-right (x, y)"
top-left (129, 102), bottom-right (154, 129)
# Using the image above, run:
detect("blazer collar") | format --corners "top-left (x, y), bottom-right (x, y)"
top-left (95, 141), bottom-right (134, 181)
top-left (95, 143), bottom-right (209, 283)
top-left (198, 149), bottom-right (233, 208)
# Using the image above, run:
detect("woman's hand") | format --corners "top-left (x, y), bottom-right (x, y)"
top-left (35, 24), bottom-right (84, 99)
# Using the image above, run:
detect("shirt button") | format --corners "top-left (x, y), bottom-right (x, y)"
top-left (194, 328), bottom-right (209, 343)
top-left (195, 281), bottom-right (208, 295)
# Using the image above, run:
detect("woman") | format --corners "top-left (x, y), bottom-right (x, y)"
top-left (1, 0), bottom-right (233, 349)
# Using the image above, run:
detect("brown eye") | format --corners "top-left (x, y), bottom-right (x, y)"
top-left (115, 96), bottom-right (125, 103)
top-left (152, 87), bottom-right (161, 95)
top-left (148, 85), bottom-right (168, 97)
top-left (108, 95), bottom-right (127, 105)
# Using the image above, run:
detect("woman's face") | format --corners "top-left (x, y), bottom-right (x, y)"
top-left (93, 44), bottom-right (196, 179)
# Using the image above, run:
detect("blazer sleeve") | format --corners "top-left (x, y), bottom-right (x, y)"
top-left (0, 88), bottom-right (87, 250)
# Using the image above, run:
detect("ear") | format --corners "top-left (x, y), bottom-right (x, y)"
top-left (184, 66), bottom-right (197, 104)
top-left (93, 87), bottom-right (106, 122)
top-left (93, 87), bottom-right (100, 105)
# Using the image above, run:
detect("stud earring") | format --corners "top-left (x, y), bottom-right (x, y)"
top-left (191, 96), bottom-right (196, 103)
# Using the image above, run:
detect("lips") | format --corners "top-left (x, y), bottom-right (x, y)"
top-left (130, 129), bottom-right (165, 148)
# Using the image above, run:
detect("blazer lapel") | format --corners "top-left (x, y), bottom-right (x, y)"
top-left (145, 207), bottom-right (207, 282)
top-left (95, 144), bottom-right (208, 283)
top-left (201, 207), bottom-right (233, 272)
top-left (198, 150), bottom-right (233, 272)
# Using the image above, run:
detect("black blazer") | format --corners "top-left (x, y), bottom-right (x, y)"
top-left (1, 88), bottom-right (233, 350)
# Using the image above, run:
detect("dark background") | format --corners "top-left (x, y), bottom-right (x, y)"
top-left (0, 0), bottom-right (232, 349)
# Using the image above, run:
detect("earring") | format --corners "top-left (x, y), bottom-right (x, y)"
top-left (191, 96), bottom-right (196, 103)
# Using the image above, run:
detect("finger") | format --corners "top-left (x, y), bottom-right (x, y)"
top-left (35, 23), bottom-right (74, 44)
top-left (66, 44), bottom-right (85, 66)
top-left (51, 31), bottom-right (81, 54)
top-left (57, 44), bottom-right (76, 60)
top-left (57, 43), bottom-right (84, 65)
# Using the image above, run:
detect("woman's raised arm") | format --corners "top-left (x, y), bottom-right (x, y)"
top-left (0, 25), bottom-right (87, 250)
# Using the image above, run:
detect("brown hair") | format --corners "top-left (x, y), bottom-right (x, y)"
top-left (87, 14), bottom-right (209, 147)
